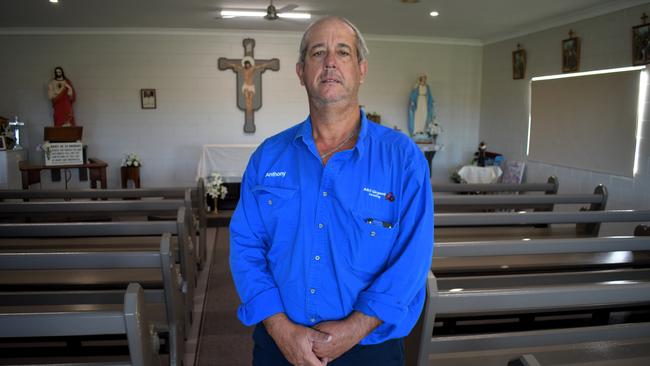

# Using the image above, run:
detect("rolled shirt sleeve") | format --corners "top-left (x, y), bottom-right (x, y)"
top-left (229, 152), bottom-right (285, 326)
top-left (353, 150), bottom-right (434, 333)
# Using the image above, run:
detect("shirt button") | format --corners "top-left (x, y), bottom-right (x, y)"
top-left (310, 318), bottom-right (316, 323)
top-left (267, 199), bottom-right (272, 205)
top-left (322, 191), bottom-right (328, 197)
top-left (310, 288), bottom-right (316, 294)
top-left (314, 255), bottom-right (321, 261)
top-left (370, 231), bottom-right (376, 237)
top-left (318, 223), bottom-right (324, 229)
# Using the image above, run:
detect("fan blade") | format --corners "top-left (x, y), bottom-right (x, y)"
top-left (277, 4), bottom-right (298, 12)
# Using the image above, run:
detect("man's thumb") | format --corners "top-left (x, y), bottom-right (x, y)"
top-left (308, 329), bottom-right (331, 343)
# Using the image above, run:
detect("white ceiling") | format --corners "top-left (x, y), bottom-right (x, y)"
top-left (1, 0), bottom-right (648, 43)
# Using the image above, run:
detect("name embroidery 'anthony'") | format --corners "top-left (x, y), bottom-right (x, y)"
top-left (265, 171), bottom-right (286, 178)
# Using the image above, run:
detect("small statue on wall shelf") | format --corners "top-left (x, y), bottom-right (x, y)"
top-left (477, 141), bottom-right (487, 167)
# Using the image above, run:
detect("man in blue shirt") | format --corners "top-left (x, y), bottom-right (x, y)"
top-left (230, 16), bottom-right (433, 366)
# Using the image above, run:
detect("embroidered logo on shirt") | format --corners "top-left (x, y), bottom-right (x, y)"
top-left (385, 192), bottom-right (395, 202)
top-left (265, 171), bottom-right (286, 178)
top-left (363, 187), bottom-right (387, 200)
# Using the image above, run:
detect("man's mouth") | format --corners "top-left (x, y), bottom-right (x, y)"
top-left (321, 78), bottom-right (341, 84)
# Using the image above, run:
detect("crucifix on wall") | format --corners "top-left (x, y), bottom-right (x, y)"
top-left (218, 39), bottom-right (280, 133)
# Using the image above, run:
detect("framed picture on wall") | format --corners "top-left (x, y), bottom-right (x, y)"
top-left (562, 35), bottom-right (580, 73)
top-left (140, 89), bottom-right (156, 109)
top-left (632, 23), bottom-right (650, 65)
top-left (512, 48), bottom-right (526, 80)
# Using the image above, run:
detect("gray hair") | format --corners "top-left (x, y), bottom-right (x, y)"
top-left (298, 16), bottom-right (369, 64)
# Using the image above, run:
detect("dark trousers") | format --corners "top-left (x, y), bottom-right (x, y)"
top-left (252, 323), bottom-right (404, 366)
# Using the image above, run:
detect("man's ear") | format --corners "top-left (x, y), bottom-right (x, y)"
top-left (359, 59), bottom-right (368, 84)
top-left (296, 62), bottom-right (305, 86)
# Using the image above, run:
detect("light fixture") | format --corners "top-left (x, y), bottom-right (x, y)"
top-left (430, 11), bottom-right (439, 17)
top-left (220, 10), bottom-right (311, 19)
top-left (49, 0), bottom-right (59, 3)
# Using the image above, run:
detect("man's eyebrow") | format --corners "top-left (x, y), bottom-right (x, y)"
top-left (308, 43), bottom-right (353, 51)
top-left (309, 43), bottom-right (326, 51)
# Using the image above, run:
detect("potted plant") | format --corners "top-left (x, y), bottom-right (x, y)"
top-left (206, 172), bottom-right (228, 213)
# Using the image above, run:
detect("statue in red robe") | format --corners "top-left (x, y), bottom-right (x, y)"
top-left (47, 66), bottom-right (76, 127)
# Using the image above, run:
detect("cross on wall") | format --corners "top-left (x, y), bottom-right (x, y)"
top-left (218, 38), bottom-right (280, 133)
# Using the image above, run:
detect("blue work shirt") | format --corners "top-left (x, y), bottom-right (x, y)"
top-left (229, 110), bottom-right (434, 344)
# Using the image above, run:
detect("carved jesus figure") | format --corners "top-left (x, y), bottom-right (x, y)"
top-left (235, 56), bottom-right (266, 118)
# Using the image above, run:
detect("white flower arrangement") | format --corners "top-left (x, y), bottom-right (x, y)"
top-left (207, 172), bottom-right (228, 200)
top-left (121, 153), bottom-right (142, 167)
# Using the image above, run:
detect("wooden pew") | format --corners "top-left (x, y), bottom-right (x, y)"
top-left (0, 209), bottom-right (195, 331)
top-left (434, 185), bottom-right (606, 213)
top-left (0, 178), bottom-right (207, 269)
top-left (435, 208), bottom-right (650, 240)
top-left (0, 234), bottom-right (183, 366)
top-left (0, 282), bottom-right (161, 366)
top-left (432, 176), bottom-right (559, 194)
top-left (412, 214), bottom-right (650, 366)
top-left (509, 344), bottom-right (650, 366)
top-left (0, 196), bottom-right (204, 268)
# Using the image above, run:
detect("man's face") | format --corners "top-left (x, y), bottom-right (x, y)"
top-left (54, 68), bottom-right (63, 79)
top-left (296, 19), bottom-right (367, 106)
top-left (244, 61), bottom-right (251, 69)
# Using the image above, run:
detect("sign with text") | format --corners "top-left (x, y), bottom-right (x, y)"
top-left (44, 142), bottom-right (83, 166)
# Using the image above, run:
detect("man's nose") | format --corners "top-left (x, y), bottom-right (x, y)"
top-left (324, 51), bottom-right (337, 69)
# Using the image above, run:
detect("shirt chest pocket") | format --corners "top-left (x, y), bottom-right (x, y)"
top-left (253, 185), bottom-right (299, 239)
top-left (346, 209), bottom-right (399, 274)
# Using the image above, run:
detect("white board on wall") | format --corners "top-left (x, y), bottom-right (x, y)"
top-left (529, 69), bottom-right (642, 177)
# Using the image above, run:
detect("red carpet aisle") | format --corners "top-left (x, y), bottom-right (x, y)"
top-left (196, 228), bottom-right (254, 365)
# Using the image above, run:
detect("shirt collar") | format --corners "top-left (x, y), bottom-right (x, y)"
top-left (294, 115), bottom-right (314, 145)
top-left (293, 109), bottom-right (369, 159)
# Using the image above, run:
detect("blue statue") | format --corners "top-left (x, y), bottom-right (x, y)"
top-left (408, 74), bottom-right (435, 139)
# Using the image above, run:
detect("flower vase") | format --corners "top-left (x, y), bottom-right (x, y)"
top-left (213, 197), bottom-right (219, 214)
top-left (121, 166), bottom-right (141, 189)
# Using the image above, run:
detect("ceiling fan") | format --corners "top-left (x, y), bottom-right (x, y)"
top-left (219, 1), bottom-right (311, 20)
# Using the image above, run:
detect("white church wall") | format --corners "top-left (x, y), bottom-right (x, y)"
top-left (480, 4), bottom-right (650, 221)
top-left (0, 30), bottom-right (481, 188)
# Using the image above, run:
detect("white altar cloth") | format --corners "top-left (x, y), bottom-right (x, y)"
top-left (457, 165), bottom-right (503, 184)
top-left (196, 144), bottom-right (258, 182)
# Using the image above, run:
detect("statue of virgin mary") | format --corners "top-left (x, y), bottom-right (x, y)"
top-left (408, 74), bottom-right (435, 140)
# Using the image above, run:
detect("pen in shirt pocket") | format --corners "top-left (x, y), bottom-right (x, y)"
top-left (364, 217), bottom-right (394, 229)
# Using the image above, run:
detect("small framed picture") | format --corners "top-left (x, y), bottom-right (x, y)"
top-left (512, 48), bottom-right (526, 80)
top-left (140, 89), bottom-right (156, 109)
top-left (562, 36), bottom-right (580, 73)
top-left (632, 23), bottom-right (650, 65)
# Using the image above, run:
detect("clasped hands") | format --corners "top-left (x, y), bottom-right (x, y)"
top-left (264, 312), bottom-right (380, 366)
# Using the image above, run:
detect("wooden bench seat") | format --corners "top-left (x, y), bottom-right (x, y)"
top-left (434, 185), bottom-right (605, 213)
top-left (507, 338), bottom-right (650, 366)
top-left (0, 234), bottom-right (183, 366)
top-left (0, 180), bottom-right (206, 270)
top-left (411, 216), bottom-right (650, 366)
top-left (0, 208), bottom-right (196, 325)
top-left (0, 193), bottom-right (206, 270)
top-left (432, 176), bottom-right (559, 194)
top-left (0, 283), bottom-right (161, 366)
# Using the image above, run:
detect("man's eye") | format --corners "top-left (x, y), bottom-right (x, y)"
top-left (338, 50), bottom-right (350, 56)
top-left (312, 51), bottom-right (324, 57)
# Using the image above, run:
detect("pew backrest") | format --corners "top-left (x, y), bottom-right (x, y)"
top-left (432, 175), bottom-right (559, 194)
top-left (0, 282), bottom-right (160, 366)
top-left (0, 233), bottom-right (184, 366)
